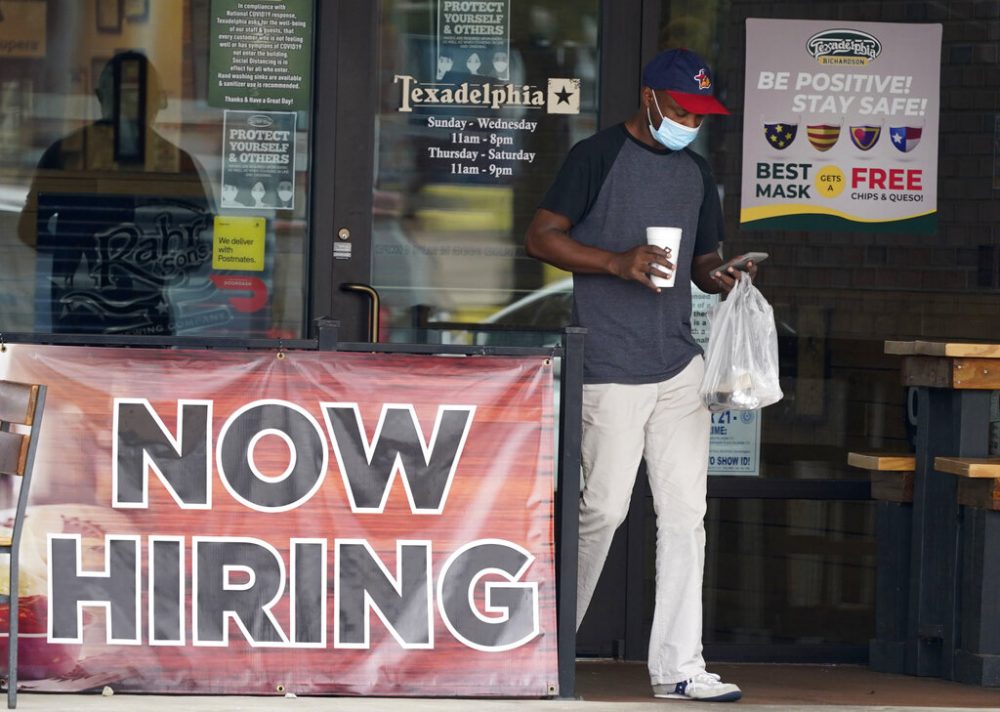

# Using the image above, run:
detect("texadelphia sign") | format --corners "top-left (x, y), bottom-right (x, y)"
top-left (0, 345), bottom-right (557, 695)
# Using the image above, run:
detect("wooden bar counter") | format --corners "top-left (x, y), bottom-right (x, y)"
top-left (884, 341), bottom-right (999, 687)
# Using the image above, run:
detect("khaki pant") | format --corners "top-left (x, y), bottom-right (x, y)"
top-left (577, 356), bottom-right (710, 685)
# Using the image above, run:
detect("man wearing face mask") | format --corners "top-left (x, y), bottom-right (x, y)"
top-left (525, 48), bottom-right (756, 703)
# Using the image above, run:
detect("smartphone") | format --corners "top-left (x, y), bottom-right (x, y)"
top-left (718, 251), bottom-right (769, 273)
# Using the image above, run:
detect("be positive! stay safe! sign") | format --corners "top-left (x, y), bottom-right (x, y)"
top-left (740, 19), bottom-right (942, 234)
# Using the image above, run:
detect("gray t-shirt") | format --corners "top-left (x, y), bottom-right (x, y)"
top-left (540, 124), bottom-right (724, 384)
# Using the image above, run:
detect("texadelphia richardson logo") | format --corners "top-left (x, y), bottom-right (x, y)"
top-left (806, 28), bottom-right (882, 66)
top-left (394, 74), bottom-right (581, 114)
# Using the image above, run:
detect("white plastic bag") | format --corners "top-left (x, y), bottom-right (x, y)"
top-left (699, 272), bottom-right (783, 412)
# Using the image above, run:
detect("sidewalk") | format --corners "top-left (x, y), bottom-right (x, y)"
top-left (7, 662), bottom-right (1000, 711)
top-left (577, 661), bottom-right (1000, 708)
top-left (6, 698), bottom-right (1000, 712)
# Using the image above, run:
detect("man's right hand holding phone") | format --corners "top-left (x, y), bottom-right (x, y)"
top-left (711, 251), bottom-right (768, 292)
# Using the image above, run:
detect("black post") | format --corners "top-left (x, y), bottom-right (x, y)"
top-left (411, 305), bottom-right (431, 345)
top-left (908, 387), bottom-right (959, 677)
top-left (624, 468), bottom-right (650, 661)
top-left (907, 387), bottom-right (990, 678)
top-left (315, 318), bottom-right (340, 351)
top-left (870, 498), bottom-right (912, 673)
top-left (556, 327), bottom-right (585, 699)
top-left (952, 390), bottom-right (995, 685)
top-left (956, 507), bottom-right (1000, 685)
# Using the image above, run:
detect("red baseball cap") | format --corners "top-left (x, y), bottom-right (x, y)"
top-left (642, 48), bottom-right (729, 116)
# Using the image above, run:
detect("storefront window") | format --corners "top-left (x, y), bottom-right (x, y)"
top-left (0, 0), bottom-right (314, 337)
top-left (372, 0), bottom-right (599, 338)
top-left (617, 495), bottom-right (878, 655)
top-left (651, 0), bottom-right (997, 657)
top-left (702, 499), bottom-right (875, 647)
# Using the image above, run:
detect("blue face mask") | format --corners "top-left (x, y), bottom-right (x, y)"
top-left (647, 93), bottom-right (700, 151)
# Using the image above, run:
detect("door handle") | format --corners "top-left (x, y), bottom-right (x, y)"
top-left (340, 283), bottom-right (381, 343)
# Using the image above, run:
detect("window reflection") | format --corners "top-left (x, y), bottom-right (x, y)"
top-left (18, 52), bottom-right (216, 335)
top-left (373, 0), bottom-right (599, 339)
top-left (0, 0), bottom-right (312, 338)
top-left (702, 499), bottom-right (875, 647)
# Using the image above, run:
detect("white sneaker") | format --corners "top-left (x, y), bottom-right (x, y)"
top-left (653, 671), bottom-right (742, 702)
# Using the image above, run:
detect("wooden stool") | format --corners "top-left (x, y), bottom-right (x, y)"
top-left (848, 452), bottom-right (915, 503)
top-left (935, 458), bottom-right (1000, 511)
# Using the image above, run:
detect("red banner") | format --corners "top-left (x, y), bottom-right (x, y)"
top-left (0, 345), bottom-right (557, 696)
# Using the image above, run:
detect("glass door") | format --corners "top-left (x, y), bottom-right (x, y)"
top-left (366, 0), bottom-right (600, 343)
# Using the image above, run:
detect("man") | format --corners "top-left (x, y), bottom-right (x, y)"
top-left (524, 48), bottom-right (757, 702)
top-left (18, 51), bottom-right (215, 335)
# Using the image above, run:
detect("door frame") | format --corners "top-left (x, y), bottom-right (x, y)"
top-left (310, 0), bottom-right (379, 342)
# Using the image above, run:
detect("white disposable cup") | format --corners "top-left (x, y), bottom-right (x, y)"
top-left (645, 227), bottom-right (682, 288)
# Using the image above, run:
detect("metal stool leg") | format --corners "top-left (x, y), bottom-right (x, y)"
top-left (8, 553), bottom-right (17, 709)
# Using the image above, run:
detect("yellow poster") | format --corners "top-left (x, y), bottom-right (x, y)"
top-left (212, 215), bottom-right (266, 271)
top-left (0, 1), bottom-right (47, 58)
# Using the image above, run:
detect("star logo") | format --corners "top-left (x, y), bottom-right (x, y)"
top-left (693, 68), bottom-right (711, 90)
top-left (888, 125), bottom-right (921, 153)
top-left (763, 122), bottom-right (798, 150)
top-left (547, 78), bottom-right (581, 114)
